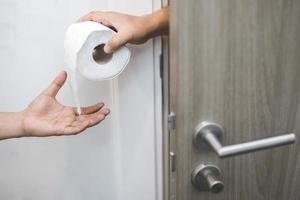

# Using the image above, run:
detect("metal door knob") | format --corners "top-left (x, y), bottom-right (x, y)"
top-left (192, 163), bottom-right (224, 193)
top-left (194, 121), bottom-right (296, 158)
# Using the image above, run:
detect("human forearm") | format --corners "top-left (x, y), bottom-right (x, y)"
top-left (79, 6), bottom-right (170, 53)
top-left (0, 112), bottom-right (25, 140)
top-left (144, 7), bottom-right (169, 39)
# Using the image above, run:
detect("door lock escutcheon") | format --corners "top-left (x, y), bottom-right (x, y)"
top-left (192, 163), bottom-right (224, 193)
top-left (194, 121), bottom-right (296, 158)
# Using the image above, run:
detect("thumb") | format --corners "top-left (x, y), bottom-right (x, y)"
top-left (104, 32), bottom-right (131, 54)
top-left (43, 71), bottom-right (67, 97)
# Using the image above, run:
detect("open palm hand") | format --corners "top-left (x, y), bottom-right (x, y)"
top-left (22, 71), bottom-right (109, 137)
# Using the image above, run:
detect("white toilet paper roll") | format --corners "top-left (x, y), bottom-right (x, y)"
top-left (64, 21), bottom-right (131, 81)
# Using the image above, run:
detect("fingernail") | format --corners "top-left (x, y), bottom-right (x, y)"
top-left (99, 114), bottom-right (105, 120)
top-left (104, 45), bottom-right (112, 54)
top-left (103, 108), bottom-right (110, 114)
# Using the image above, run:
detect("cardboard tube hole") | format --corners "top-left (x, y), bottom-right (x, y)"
top-left (92, 44), bottom-right (112, 65)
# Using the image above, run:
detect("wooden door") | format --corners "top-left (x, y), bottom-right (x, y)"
top-left (170, 0), bottom-right (300, 199)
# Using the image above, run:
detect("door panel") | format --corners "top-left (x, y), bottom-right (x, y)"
top-left (170, 0), bottom-right (300, 199)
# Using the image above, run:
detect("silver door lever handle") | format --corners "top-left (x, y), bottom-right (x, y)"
top-left (194, 121), bottom-right (296, 158)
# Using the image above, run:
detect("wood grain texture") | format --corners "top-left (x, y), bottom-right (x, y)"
top-left (170, 0), bottom-right (300, 199)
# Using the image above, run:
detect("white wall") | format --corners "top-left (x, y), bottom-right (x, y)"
top-left (0, 0), bottom-right (162, 200)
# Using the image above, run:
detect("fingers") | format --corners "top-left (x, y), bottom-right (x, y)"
top-left (62, 121), bottom-right (89, 135)
top-left (63, 108), bottom-right (110, 135)
top-left (79, 11), bottom-right (99, 22)
top-left (85, 111), bottom-right (107, 127)
top-left (74, 102), bottom-right (104, 115)
top-left (79, 11), bottom-right (113, 27)
top-left (78, 109), bottom-right (109, 128)
top-left (79, 11), bottom-right (131, 53)
top-left (104, 31), bottom-right (132, 53)
top-left (43, 71), bottom-right (67, 97)
top-left (100, 108), bottom-right (110, 116)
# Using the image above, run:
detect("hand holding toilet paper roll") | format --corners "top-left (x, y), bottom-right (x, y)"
top-left (64, 21), bottom-right (131, 81)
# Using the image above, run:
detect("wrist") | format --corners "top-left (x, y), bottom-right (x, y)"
top-left (143, 7), bottom-right (169, 39)
top-left (18, 110), bottom-right (30, 137)
top-left (143, 14), bottom-right (158, 38)
top-left (0, 111), bottom-right (26, 140)
top-left (14, 111), bottom-right (27, 138)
